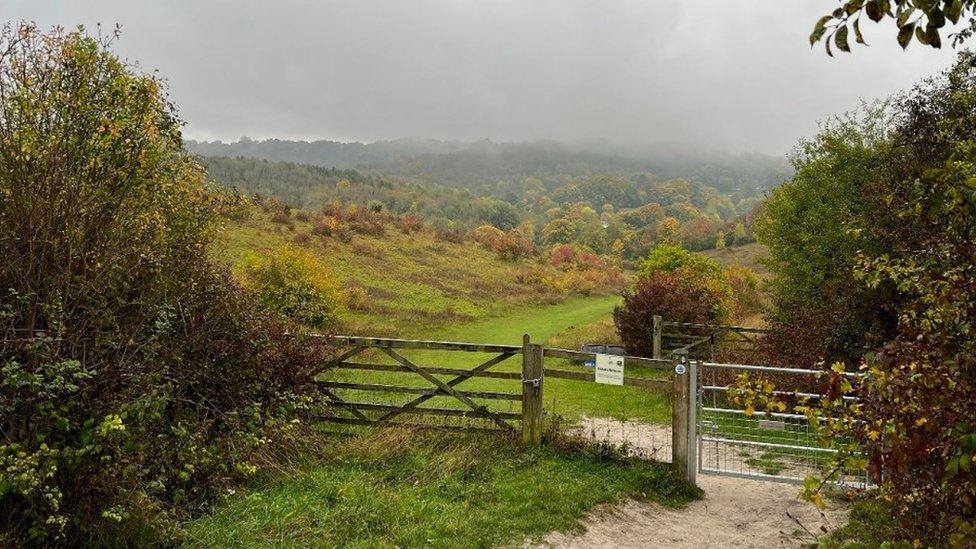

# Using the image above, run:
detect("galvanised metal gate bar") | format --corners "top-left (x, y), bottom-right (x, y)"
top-left (694, 360), bottom-right (869, 488)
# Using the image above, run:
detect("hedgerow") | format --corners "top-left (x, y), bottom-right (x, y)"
top-left (0, 24), bottom-right (329, 544)
top-left (756, 52), bottom-right (976, 545)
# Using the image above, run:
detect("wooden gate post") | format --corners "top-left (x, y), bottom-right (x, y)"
top-left (521, 334), bottom-right (544, 445)
top-left (652, 315), bottom-right (663, 360)
top-left (672, 348), bottom-right (692, 483)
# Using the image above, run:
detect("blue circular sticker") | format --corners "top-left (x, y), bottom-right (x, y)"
top-left (675, 363), bottom-right (686, 375)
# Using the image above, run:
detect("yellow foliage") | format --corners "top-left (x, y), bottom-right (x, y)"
top-left (240, 245), bottom-right (344, 328)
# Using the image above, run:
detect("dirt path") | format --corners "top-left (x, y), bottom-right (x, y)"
top-left (534, 418), bottom-right (849, 548)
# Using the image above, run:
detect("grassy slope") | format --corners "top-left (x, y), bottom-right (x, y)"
top-left (339, 295), bottom-right (671, 424)
top-left (217, 211), bottom-right (556, 337)
top-left (704, 242), bottom-right (770, 278)
top-left (219, 209), bottom-right (671, 423)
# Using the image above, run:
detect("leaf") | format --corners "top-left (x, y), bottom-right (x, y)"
top-left (926, 26), bottom-right (942, 48)
top-left (915, 25), bottom-right (929, 45)
top-left (836, 25), bottom-right (852, 52)
top-left (946, 0), bottom-right (963, 24)
top-left (810, 15), bottom-right (833, 45)
top-left (853, 18), bottom-right (868, 44)
top-left (879, 0), bottom-right (892, 17)
top-left (898, 22), bottom-right (916, 49)
top-left (896, 9), bottom-right (912, 27)
top-left (845, 0), bottom-right (865, 15)
top-left (866, 0), bottom-right (884, 21)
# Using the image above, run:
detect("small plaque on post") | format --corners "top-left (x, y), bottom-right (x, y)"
top-left (595, 354), bottom-right (624, 385)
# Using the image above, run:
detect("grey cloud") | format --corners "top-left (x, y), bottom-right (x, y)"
top-left (8, 0), bottom-right (962, 154)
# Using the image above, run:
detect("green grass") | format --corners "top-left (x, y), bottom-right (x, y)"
top-left (184, 431), bottom-right (699, 548)
top-left (194, 210), bottom-right (684, 547)
top-left (744, 451), bottom-right (787, 475)
top-left (817, 497), bottom-right (897, 548)
top-left (703, 242), bottom-right (770, 278)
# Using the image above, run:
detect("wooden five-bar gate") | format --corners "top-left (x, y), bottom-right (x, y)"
top-left (314, 334), bottom-right (698, 480)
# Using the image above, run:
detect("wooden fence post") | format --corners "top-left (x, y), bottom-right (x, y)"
top-left (672, 348), bottom-right (690, 482)
top-left (521, 334), bottom-right (544, 445)
top-left (652, 315), bottom-right (663, 360)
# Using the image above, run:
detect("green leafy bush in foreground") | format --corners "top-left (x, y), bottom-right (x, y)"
top-left (757, 52), bottom-right (976, 545)
top-left (0, 24), bottom-right (329, 545)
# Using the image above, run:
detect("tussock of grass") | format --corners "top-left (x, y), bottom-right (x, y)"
top-left (184, 429), bottom-right (699, 548)
top-left (817, 496), bottom-right (897, 548)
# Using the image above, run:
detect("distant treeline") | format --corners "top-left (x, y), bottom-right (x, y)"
top-left (187, 137), bottom-right (791, 196)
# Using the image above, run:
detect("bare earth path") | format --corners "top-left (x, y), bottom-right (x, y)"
top-left (533, 418), bottom-right (849, 548)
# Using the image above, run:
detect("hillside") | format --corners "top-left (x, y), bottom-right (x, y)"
top-left (216, 207), bottom-right (620, 336)
top-left (201, 155), bottom-right (766, 259)
top-left (188, 137), bottom-right (791, 196)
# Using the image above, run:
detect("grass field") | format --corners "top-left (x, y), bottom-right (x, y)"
top-left (185, 296), bottom-right (684, 547)
top-left (704, 242), bottom-right (771, 278)
top-left (184, 430), bottom-right (698, 548)
top-left (220, 212), bottom-right (672, 423)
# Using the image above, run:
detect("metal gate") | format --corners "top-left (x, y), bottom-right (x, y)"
top-left (694, 360), bottom-right (870, 488)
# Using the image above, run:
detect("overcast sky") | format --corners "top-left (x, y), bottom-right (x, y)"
top-left (8, 0), bottom-right (964, 154)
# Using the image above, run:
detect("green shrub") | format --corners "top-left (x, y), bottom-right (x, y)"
top-left (762, 52), bottom-right (976, 544)
top-left (724, 265), bottom-right (763, 320)
top-left (240, 245), bottom-right (344, 328)
top-left (636, 244), bottom-right (735, 323)
top-left (0, 24), bottom-right (329, 545)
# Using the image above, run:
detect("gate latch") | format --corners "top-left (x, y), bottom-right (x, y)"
top-left (522, 377), bottom-right (541, 388)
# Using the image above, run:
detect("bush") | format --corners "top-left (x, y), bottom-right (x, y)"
top-left (434, 226), bottom-right (466, 244)
top-left (473, 224), bottom-right (536, 261)
top-left (761, 53), bottom-right (976, 544)
top-left (312, 215), bottom-right (340, 237)
top-left (724, 265), bottom-right (762, 320)
top-left (613, 272), bottom-right (720, 357)
top-left (395, 214), bottom-right (424, 234)
top-left (0, 25), bottom-right (329, 545)
top-left (346, 205), bottom-right (386, 237)
top-left (239, 245), bottom-right (344, 329)
top-left (636, 245), bottom-right (735, 323)
top-left (291, 231), bottom-right (312, 246)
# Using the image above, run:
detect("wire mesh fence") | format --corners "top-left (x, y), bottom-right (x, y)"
top-left (558, 414), bottom-right (673, 462)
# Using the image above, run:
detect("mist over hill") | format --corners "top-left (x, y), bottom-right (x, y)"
top-left (186, 137), bottom-right (791, 196)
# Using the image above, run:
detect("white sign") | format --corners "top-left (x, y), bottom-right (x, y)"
top-left (595, 354), bottom-right (624, 385)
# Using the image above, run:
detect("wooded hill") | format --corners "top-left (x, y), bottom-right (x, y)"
top-left (198, 153), bottom-right (770, 257)
top-left (187, 137), bottom-right (791, 196)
